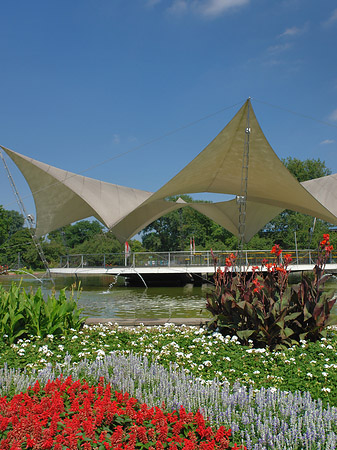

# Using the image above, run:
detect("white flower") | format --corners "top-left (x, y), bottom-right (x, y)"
top-left (322, 372), bottom-right (328, 377)
top-left (253, 370), bottom-right (260, 375)
top-left (322, 387), bottom-right (331, 393)
top-left (307, 373), bottom-right (313, 378)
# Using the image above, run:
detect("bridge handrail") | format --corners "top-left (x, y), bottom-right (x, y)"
top-left (58, 249), bottom-right (336, 269)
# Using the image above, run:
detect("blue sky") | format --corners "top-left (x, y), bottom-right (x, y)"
top-left (1, 0), bottom-right (337, 219)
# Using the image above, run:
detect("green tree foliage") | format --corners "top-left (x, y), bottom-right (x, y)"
top-left (141, 195), bottom-right (233, 252)
top-left (6, 210), bottom-right (25, 237)
top-left (73, 230), bottom-right (122, 254)
top-left (282, 157), bottom-right (331, 182)
top-left (0, 206), bottom-right (9, 246)
top-left (2, 228), bottom-right (42, 269)
top-left (262, 157), bottom-right (333, 249)
top-left (66, 220), bottom-right (103, 248)
top-left (0, 207), bottom-right (25, 246)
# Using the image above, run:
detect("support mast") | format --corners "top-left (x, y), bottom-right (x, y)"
top-left (237, 98), bottom-right (251, 268)
top-left (0, 150), bottom-right (54, 283)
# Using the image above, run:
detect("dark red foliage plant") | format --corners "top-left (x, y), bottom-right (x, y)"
top-left (0, 376), bottom-right (246, 450)
top-left (206, 234), bottom-right (337, 349)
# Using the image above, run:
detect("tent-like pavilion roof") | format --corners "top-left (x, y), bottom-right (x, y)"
top-left (1, 99), bottom-right (337, 243)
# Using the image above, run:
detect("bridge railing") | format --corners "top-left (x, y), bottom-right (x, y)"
top-left (59, 249), bottom-right (337, 269)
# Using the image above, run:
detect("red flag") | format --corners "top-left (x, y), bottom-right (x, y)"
top-left (125, 241), bottom-right (131, 257)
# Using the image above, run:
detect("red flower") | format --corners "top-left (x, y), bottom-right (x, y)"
top-left (283, 253), bottom-right (292, 266)
top-left (271, 244), bottom-right (282, 256)
top-left (0, 380), bottom-right (240, 450)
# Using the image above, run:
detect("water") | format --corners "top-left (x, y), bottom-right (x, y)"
top-left (0, 275), bottom-right (212, 319)
top-left (1, 274), bottom-right (336, 320)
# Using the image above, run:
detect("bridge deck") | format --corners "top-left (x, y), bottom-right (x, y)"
top-left (50, 263), bottom-right (337, 276)
top-left (50, 249), bottom-right (337, 286)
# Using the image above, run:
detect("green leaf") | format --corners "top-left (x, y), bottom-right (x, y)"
top-left (284, 311), bottom-right (302, 322)
top-left (237, 329), bottom-right (255, 340)
top-left (324, 314), bottom-right (337, 327)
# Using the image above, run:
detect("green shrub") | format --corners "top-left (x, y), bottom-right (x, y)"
top-left (0, 282), bottom-right (86, 343)
top-left (206, 235), bottom-right (337, 349)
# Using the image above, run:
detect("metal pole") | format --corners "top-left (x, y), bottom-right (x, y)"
top-left (0, 149), bottom-right (54, 284)
top-left (294, 231), bottom-right (299, 265)
top-left (237, 98), bottom-right (251, 270)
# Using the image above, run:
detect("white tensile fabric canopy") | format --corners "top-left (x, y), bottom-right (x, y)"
top-left (1, 146), bottom-right (153, 237)
top-left (110, 198), bottom-right (284, 244)
top-left (145, 100), bottom-right (337, 223)
top-left (301, 174), bottom-right (337, 218)
top-left (1, 99), bottom-right (337, 243)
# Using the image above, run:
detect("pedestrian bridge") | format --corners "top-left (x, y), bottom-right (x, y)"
top-left (50, 249), bottom-right (337, 287)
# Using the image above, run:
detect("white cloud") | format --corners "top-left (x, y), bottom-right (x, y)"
top-left (278, 23), bottom-right (308, 38)
top-left (267, 42), bottom-right (292, 55)
top-left (329, 108), bottom-right (337, 122)
top-left (320, 139), bottom-right (335, 145)
top-left (166, 0), bottom-right (250, 18)
top-left (167, 0), bottom-right (188, 15)
top-left (198, 0), bottom-right (250, 17)
top-left (322, 8), bottom-right (337, 28)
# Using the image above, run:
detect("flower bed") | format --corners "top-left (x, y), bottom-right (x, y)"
top-left (1, 350), bottom-right (336, 450)
top-left (0, 376), bottom-right (244, 450)
top-left (1, 324), bottom-right (336, 407)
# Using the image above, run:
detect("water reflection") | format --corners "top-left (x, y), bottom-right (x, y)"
top-left (1, 274), bottom-right (336, 320)
top-left (0, 275), bottom-right (211, 319)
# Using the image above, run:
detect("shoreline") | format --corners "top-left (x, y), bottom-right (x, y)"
top-left (85, 317), bottom-right (208, 327)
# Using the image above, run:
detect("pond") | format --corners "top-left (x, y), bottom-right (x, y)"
top-left (0, 274), bottom-right (212, 319)
top-left (1, 273), bottom-right (336, 320)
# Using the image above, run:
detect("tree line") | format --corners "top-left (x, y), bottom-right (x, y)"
top-left (0, 157), bottom-right (335, 270)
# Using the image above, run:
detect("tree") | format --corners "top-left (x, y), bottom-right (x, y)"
top-left (0, 206), bottom-right (9, 246)
top-left (73, 230), bottom-right (122, 254)
top-left (141, 195), bottom-right (234, 252)
top-left (282, 157), bottom-right (331, 182)
top-left (261, 157), bottom-right (333, 249)
top-left (6, 210), bottom-right (25, 237)
top-left (48, 220), bottom-right (104, 249)
top-left (0, 206), bottom-right (26, 266)
top-left (1, 228), bottom-right (41, 269)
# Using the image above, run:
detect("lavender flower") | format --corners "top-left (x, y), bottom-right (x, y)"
top-left (0, 352), bottom-right (336, 449)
